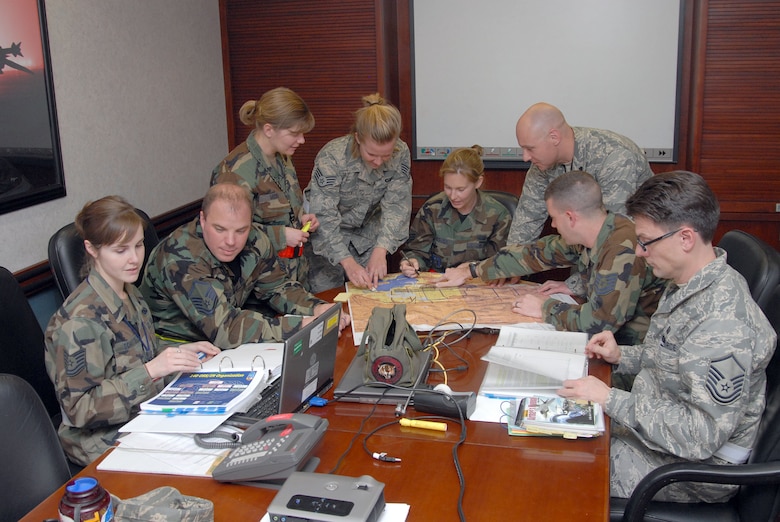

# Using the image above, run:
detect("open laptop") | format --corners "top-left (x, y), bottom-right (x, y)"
top-left (230, 304), bottom-right (341, 424)
top-left (333, 348), bottom-right (433, 405)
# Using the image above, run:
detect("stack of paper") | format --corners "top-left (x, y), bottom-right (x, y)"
top-left (479, 326), bottom-right (588, 398)
top-left (508, 395), bottom-right (604, 439)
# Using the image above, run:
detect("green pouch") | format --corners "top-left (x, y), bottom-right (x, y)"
top-left (356, 304), bottom-right (423, 387)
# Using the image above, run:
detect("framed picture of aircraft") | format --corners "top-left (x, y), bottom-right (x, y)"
top-left (0, 0), bottom-right (64, 215)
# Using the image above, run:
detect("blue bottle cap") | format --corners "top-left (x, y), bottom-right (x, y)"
top-left (67, 477), bottom-right (98, 493)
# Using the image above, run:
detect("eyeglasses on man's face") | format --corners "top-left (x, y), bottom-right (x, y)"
top-left (636, 228), bottom-right (682, 252)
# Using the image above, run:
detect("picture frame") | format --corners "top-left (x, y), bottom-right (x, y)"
top-left (0, 0), bottom-right (65, 215)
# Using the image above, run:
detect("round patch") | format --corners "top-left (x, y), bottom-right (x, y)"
top-left (371, 355), bottom-right (404, 384)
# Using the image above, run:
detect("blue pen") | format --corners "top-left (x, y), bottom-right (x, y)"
top-left (197, 352), bottom-right (206, 360)
top-left (482, 393), bottom-right (518, 401)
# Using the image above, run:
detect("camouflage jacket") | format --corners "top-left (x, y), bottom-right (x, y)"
top-left (402, 190), bottom-right (511, 272)
top-left (607, 249), bottom-right (776, 462)
top-left (508, 127), bottom-right (654, 244)
top-left (211, 131), bottom-right (305, 251)
top-left (305, 135), bottom-right (412, 265)
top-left (139, 217), bottom-right (325, 348)
top-left (44, 269), bottom-right (163, 466)
top-left (479, 213), bottom-right (666, 344)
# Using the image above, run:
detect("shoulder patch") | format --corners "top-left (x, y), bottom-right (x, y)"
top-left (593, 272), bottom-right (619, 296)
top-left (313, 167), bottom-right (337, 187)
top-left (65, 348), bottom-right (87, 377)
top-left (705, 354), bottom-right (746, 405)
top-left (188, 280), bottom-right (219, 316)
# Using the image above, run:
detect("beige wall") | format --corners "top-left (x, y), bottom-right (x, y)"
top-left (0, 0), bottom-right (228, 273)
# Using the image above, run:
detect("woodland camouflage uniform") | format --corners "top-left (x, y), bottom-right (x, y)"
top-left (45, 269), bottom-right (164, 466)
top-left (477, 212), bottom-right (665, 344)
top-left (607, 250), bottom-right (775, 502)
top-left (139, 217), bottom-right (325, 348)
top-left (305, 135), bottom-right (412, 292)
top-left (211, 130), bottom-right (310, 288)
top-left (509, 127), bottom-right (654, 244)
top-left (402, 190), bottom-right (511, 272)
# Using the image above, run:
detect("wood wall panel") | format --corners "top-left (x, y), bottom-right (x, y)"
top-left (221, 0), bottom-right (380, 190)
top-left (698, 1), bottom-right (780, 246)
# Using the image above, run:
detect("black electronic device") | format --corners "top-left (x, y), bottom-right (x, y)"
top-left (212, 413), bottom-right (327, 483)
top-left (268, 472), bottom-right (386, 522)
top-left (413, 389), bottom-right (476, 420)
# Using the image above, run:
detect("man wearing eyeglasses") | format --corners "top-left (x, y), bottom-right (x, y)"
top-left (557, 171), bottom-right (775, 503)
top-left (434, 170), bottom-right (666, 345)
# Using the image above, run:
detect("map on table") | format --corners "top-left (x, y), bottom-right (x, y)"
top-left (346, 272), bottom-right (544, 345)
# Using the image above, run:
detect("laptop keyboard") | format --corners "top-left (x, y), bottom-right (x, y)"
top-left (238, 378), bottom-right (281, 421)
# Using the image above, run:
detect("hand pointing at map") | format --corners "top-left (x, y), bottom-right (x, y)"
top-left (433, 263), bottom-right (473, 287)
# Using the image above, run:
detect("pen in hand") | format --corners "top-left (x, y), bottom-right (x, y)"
top-left (401, 252), bottom-right (420, 276)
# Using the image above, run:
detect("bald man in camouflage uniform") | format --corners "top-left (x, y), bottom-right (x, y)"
top-left (211, 131), bottom-right (313, 288)
top-left (509, 102), bottom-right (653, 245)
top-left (437, 171), bottom-right (665, 345)
top-left (140, 183), bottom-right (332, 349)
top-left (305, 134), bottom-right (412, 292)
top-left (558, 171), bottom-right (776, 503)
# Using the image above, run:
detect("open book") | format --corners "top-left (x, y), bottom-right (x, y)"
top-left (139, 343), bottom-right (284, 415)
top-left (479, 326), bottom-right (588, 397)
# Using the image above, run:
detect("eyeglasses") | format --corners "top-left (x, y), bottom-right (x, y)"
top-left (636, 228), bottom-right (682, 252)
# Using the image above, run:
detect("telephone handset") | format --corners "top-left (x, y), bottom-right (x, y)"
top-left (212, 412), bottom-right (328, 483)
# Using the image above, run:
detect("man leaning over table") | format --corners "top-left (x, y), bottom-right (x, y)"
top-left (557, 171), bottom-right (775, 502)
top-left (140, 182), bottom-right (349, 349)
top-left (435, 170), bottom-right (665, 345)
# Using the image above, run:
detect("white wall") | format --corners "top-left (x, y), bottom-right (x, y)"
top-left (0, 0), bottom-right (228, 273)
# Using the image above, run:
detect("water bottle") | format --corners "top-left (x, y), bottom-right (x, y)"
top-left (58, 477), bottom-right (114, 522)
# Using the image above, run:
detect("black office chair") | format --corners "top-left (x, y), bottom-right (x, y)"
top-left (48, 208), bottom-right (159, 300)
top-left (718, 230), bottom-right (780, 311)
top-left (480, 189), bottom-right (519, 218)
top-left (0, 266), bottom-right (60, 422)
top-left (610, 283), bottom-right (780, 522)
top-left (0, 373), bottom-right (72, 522)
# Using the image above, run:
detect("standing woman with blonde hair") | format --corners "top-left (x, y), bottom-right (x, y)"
top-left (45, 196), bottom-right (219, 466)
top-left (400, 145), bottom-right (511, 276)
top-left (305, 93), bottom-right (412, 292)
top-left (212, 86), bottom-right (317, 288)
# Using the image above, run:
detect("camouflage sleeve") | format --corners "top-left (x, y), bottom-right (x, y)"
top-left (593, 152), bottom-right (654, 215)
top-left (507, 166), bottom-right (550, 245)
top-left (606, 318), bottom-right (758, 459)
top-left (308, 150), bottom-right (353, 265)
top-left (167, 262), bottom-right (322, 348)
top-left (376, 147), bottom-right (412, 254)
top-left (540, 239), bottom-right (645, 335)
top-left (484, 207), bottom-right (512, 257)
top-left (481, 235), bottom-right (578, 281)
top-left (45, 317), bottom-right (153, 428)
top-left (403, 203), bottom-right (436, 272)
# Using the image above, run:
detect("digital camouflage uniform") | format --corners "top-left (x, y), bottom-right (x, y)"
top-left (402, 190), bottom-right (511, 272)
top-left (477, 212), bottom-right (665, 344)
top-left (139, 217), bottom-right (325, 348)
top-left (508, 127), bottom-right (654, 245)
top-left (44, 269), bottom-right (164, 466)
top-left (211, 130), bottom-right (310, 288)
top-left (305, 135), bottom-right (412, 292)
top-left (607, 249), bottom-right (776, 502)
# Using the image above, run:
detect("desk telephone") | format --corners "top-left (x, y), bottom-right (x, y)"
top-left (212, 412), bottom-right (328, 483)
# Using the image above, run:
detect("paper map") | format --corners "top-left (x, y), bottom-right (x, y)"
top-left (347, 272), bottom-right (542, 344)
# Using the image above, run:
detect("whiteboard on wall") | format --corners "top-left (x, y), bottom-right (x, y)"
top-left (412, 0), bottom-right (684, 166)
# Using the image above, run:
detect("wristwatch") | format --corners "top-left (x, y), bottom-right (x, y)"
top-left (469, 262), bottom-right (479, 279)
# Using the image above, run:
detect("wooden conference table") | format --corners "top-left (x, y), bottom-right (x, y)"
top-left (22, 301), bottom-right (610, 521)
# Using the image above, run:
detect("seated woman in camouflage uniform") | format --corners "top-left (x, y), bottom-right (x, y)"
top-left (44, 196), bottom-right (219, 466)
top-left (399, 145), bottom-right (511, 276)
